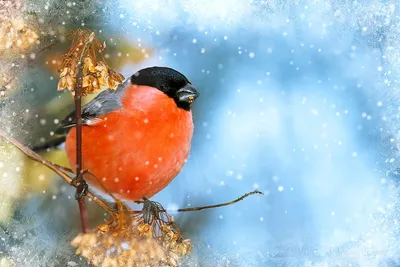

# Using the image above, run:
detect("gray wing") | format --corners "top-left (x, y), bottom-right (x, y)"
top-left (54, 78), bottom-right (130, 135)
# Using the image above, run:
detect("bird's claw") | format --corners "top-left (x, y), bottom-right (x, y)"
top-left (74, 180), bottom-right (89, 200)
top-left (142, 198), bottom-right (161, 224)
top-left (70, 170), bottom-right (90, 200)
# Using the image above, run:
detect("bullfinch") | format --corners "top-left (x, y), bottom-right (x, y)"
top-left (34, 66), bottom-right (199, 201)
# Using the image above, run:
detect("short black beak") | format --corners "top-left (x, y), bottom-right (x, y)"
top-left (176, 84), bottom-right (199, 104)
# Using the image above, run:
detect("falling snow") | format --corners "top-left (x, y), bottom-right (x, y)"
top-left (2, 0), bottom-right (400, 266)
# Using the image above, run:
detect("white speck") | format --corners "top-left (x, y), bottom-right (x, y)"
top-left (378, 66), bottom-right (383, 71)
top-left (331, 211), bottom-right (335, 216)
top-left (144, 118), bottom-right (149, 124)
top-left (67, 261), bottom-right (78, 266)
top-left (219, 215), bottom-right (223, 219)
top-left (120, 14), bottom-right (125, 19)
top-left (381, 178), bottom-right (386, 184)
top-left (226, 170), bottom-right (234, 176)
top-left (16, 167), bottom-right (20, 172)
top-left (260, 217), bottom-right (264, 222)
top-left (135, 177), bottom-right (139, 181)
top-left (249, 52), bottom-right (255, 58)
top-left (377, 101), bottom-right (383, 107)
top-left (154, 164), bottom-right (158, 168)
top-left (201, 48), bottom-right (206, 53)
top-left (158, 157), bottom-right (163, 162)
top-left (266, 72), bottom-right (270, 76)
top-left (220, 180), bottom-right (225, 186)
top-left (253, 183), bottom-right (259, 189)
top-left (39, 174), bottom-right (45, 181)
top-left (50, 131), bottom-right (54, 136)
top-left (0, 162), bottom-right (3, 168)
top-left (311, 108), bottom-right (319, 115)
top-left (236, 174), bottom-right (243, 180)
top-left (30, 53), bottom-right (36, 59)
top-left (145, 161), bottom-right (149, 165)
top-left (54, 119), bottom-right (59, 124)
top-left (278, 186), bottom-right (284, 192)
top-left (40, 119), bottom-right (46, 125)
top-left (389, 158), bottom-right (395, 163)
top-left (361, 112), bottom-right (367, 118)
top-left (52, 195), bottom-right (57, 200)
top-left (192, 39), bottom-right (197, 43)
top-left (114, 177), bottom-right (119, 182)
top-left (272, 176), bottom-right (279, 182)
top-left (352, 152), bottom-right (358, 157)
top-left (267, 48), bottom-right (273, 53)
top-left (224, 36), bottom-right (228, 40)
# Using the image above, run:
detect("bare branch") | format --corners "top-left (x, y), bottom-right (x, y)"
top-left (0, 129), bottom-right (116, 218)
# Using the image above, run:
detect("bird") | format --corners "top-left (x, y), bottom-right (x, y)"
top-left (33, 66), bottom-right (199, 201)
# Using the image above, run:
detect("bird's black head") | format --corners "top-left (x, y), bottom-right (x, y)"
top-left (130, 66), bottom-right (199, 111)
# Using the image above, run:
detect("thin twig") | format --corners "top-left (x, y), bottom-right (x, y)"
top-left (0, 129), bottom-right (115, 217)
top-left (177, 190), bottom-right (263, 212)
top-left (130, 190), bottom-right (264, 214)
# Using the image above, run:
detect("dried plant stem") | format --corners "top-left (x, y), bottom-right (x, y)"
top-left (73, 32), bottom-right (95, 235)
top-left (0, 129), bottom-right (115, 218)
top-left (177, 190), bottom-right (263, 212)
top-left (131, 190), bottom-right (264, 214)
top-left (0, 129), bottom-right (263, 216)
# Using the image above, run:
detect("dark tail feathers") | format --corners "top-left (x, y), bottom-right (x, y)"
top-left (31, 136), bottom-right (66, 152)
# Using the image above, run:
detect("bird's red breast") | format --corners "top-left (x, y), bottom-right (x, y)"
top-left (65, 85), bottom-right (194, 201)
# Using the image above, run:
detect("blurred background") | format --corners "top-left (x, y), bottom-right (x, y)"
top-left (2, 0), bottom-right (400, 266)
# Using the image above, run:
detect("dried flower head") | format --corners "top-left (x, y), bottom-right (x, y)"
top-left (0, 16), bottom-right (38, 54)
top-left (57, 29), bottom-right (124, 97)
top-left (71, 201), bottom-right (192, 267)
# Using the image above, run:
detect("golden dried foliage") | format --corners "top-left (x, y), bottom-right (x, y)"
top-left (0, 17), bottom-right (38, 54)
top-left (57, 29), bottom-right (124, 97)
top-left (71, 201), bottom-right (192, 267)
top-left (0, 2), bottom-right (38, 97)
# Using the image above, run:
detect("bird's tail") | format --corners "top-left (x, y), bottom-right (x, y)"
top-left (31, 136), bottom-right (66, 152)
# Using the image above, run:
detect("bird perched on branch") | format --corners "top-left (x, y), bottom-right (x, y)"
top-left (33, 66), bottom-right (199, 201)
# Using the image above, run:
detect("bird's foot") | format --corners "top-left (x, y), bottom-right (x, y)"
top-left (70, 169), bottom-right (90, 200)
top-left (142, 197), bottom-right (162, 224)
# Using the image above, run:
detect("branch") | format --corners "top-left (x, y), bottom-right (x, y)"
top-left (177, 190), bottom-right (264, 212)
top-left (131, 190), bottom-right (264, 215)
top-left (0, 130), bottom-right (115, 218)
top-left (72, 32), bottom-right (95, 234)
top-left (0, 130), bottom-right (263, 221)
